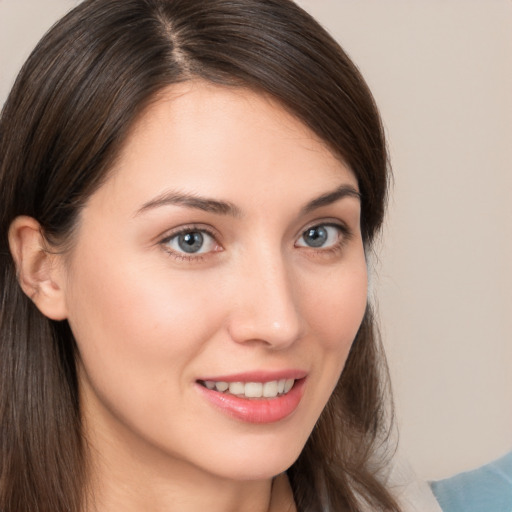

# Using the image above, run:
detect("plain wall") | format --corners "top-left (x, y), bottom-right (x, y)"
top-left (1, 0), bottom-right (511, 481)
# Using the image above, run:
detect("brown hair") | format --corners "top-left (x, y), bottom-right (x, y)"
top-left (0, 0), bottom-right (397, 510)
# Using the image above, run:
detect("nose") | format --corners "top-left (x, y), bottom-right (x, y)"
top-left (226, 249), bottom-right (304, 350)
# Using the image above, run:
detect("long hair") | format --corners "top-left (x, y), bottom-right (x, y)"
top-left (0, 1), bottom-right (397, 510)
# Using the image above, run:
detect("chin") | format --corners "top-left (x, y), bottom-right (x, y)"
top-left (197, 430), bottom-right (308, 482)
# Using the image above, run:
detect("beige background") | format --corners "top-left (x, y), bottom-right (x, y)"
top-left (1, 0), bottom-right (511, 481)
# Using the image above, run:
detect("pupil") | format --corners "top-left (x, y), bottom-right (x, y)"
top-left (178, 232), bottom-right (204, 253)
top-left (305, 226), bottom-right (327, 247)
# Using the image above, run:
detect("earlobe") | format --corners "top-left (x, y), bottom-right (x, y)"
top-left (8, 216), bottom-right (68, 321)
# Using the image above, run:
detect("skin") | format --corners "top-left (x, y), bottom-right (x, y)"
top-left (10, 82), bottom-right (368, 512)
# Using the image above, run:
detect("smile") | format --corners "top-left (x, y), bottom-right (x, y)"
top-left (199, 379), bottom-right (295, 398)
top-left (196, 376), bottom-right (306, 423)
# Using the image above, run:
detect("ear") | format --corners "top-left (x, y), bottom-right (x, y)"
top-left (8, 216), bottom-right (68, 321)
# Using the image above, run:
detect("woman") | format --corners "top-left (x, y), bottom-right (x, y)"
top-left (0, 0), bottom-right (415, 510)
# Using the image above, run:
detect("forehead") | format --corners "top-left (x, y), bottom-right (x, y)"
top-left (87, 81), bottom-right (357, 217)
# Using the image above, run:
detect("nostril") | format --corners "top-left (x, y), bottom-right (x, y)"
top-left (225, 260), bottom-right (303, 347)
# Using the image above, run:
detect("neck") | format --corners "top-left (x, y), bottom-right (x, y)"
top-left (82, 410), bottom-right (296, 512)
top-left (85, 454), bottom-right (295, 512)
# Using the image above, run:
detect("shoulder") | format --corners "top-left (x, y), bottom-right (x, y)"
top-left (430, 451), bottom-right (512, 512)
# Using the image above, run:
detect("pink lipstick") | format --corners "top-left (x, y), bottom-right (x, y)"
top-left (195, 370), bottom-right (306, 423)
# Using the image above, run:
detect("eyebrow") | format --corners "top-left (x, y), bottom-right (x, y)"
top-left (135, 184), bottom-right (360, 218)
top-left (300, 184), bottom-right (361, 215)
top-left (135, 191), bottom-right (242, 218)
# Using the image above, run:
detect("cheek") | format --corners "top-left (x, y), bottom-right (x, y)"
top-left (297, 257), bottom-right (368, 410)
top-left (65, 255), bottom-right (235, 454)
top-left (304, 262), bottom-right (368, 354)
top-left (64, 253), bottom-right (224, 401)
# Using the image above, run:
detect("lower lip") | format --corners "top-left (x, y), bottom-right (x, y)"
top-left (196, 379), bottom-right (306, 424)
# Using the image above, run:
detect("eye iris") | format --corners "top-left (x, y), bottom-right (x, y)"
top-left (178, 232), bottom-right (204, 253)
top-left (304, 226), bottom-right (328, 247)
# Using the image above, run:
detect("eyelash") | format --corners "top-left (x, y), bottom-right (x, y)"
top-left (295, 222), bottom-right (352, 257)
top-left (158, 221), bottom-right (352, 262)
top-left (159, 224), bottom-right (220, 262)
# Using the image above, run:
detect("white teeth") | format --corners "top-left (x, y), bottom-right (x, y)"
top-left (215, 381), bottom-right (229, 392)
top-left (204, 379), bottom-right (296, 398)
top-left (245, 382), bottom-right (263, 398)
top-left (263, 380), bottom-right (278, 398)
top-left (228, 382), bottom-right (244, 395)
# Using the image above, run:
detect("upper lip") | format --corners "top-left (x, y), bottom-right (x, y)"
top-left (197, 369), bottom-right (307, 383)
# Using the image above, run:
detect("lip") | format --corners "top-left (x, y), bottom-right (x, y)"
top-left (198, 369), bottom-right (307, 383)
top-left (195, 371), bottom-right (307, 424)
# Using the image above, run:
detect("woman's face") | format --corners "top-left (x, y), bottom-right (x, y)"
top-left (60, 82), bottom-right (367, 481)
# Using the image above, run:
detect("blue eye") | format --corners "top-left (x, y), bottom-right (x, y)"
top-left (164, 230), bottom-right (217, 255)
top-left (297, 224), bottom-right (342, 248)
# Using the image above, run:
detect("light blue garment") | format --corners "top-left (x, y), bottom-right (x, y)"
top-left (431, 451), bottom-right (512, 512)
